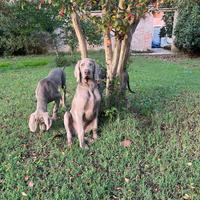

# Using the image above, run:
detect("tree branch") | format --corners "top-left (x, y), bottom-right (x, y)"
top-left (71, 10), bottom-right (88, 59)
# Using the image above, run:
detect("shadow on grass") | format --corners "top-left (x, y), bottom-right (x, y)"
top-left (101, 86), bottom-right (185, 134)
top-left (130, 86), bottom-right (176, 128)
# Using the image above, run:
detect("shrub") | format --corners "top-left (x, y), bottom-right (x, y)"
top-left (55, 53), bottom-right (80, 67)
top-left (0, 1), bottom-right (60, 56)
top-left (175, 2), bottom-right (200, 53)
top-left (160, 11), bottom-right (174, 38)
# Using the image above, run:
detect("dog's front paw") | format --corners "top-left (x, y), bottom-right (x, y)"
top-left (67, 141), bottom-right (72, 148)
top-left (93, 133), bottom-right (98, 140)
top-left (80, 143), bottom-right (89, 149)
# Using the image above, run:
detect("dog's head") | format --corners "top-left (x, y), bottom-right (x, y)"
top-left (74, 58), bottom-right (100, 83)
top-left (28, 112), bottom-right (52, 133)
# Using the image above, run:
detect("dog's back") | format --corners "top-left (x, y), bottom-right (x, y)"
top-left (47, 68), bottom-right (66, 88)
top-left (36, 68), bottom-right (66, 103)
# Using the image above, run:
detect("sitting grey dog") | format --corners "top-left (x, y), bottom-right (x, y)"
top-left (29, 68), bottom-right (66, 132)
top-left (64, 58), bottom-right (101, 149)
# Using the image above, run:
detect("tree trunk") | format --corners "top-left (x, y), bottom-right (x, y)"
top-left (117, 20), bottom-right (139, 93)
top-left (102, 2), bottom-right (113, 96)
top-left (112, 38), bottom-right (121, 76)
top-left (112, 0), bottom-right (124, 77)
top-left (171, 10), bottom-right (179, 53)
top-left (104, 28), bottom-right (113, 96)
top-left (71, 11), bottom-right (88, 59)
top-left (102, 0), bottom-right (140, 98)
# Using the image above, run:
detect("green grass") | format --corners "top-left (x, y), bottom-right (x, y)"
top-left (0, 55), bottom-right (55, 72)
top-left (0, 53), bottom-right (200, 199)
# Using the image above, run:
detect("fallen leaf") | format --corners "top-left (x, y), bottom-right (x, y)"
top-left (120, 139), bottom-right (132, 147)
top-left (189, 183), bottom-right (195, 189)
top-left (125, 177), bottom-right (130, 183)
top-left (21, 192), bottom-right (27, 196)
top-left (28, 181), bottom-right (34, 187)
top-left (24, 176), bottom-right (29, 181)
top-left (183, 194), bottom-right (191, 200)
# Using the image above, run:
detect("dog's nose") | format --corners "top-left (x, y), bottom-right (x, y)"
top-left (84, 69), bottom-right (90, 75)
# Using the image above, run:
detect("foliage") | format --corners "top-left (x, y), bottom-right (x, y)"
top-left (0, 53), bottom-right (200, 199)
top-left (59, 18), bottom-right (102, 52)
top-left (55, 52), bottom-right (80, 67)
top-left (175, 1), bottom-right (200, 53)
top-left (0, 0), bottom-right (102, 56)
top-left (160, 11), bottom-right (174, 38)
top-left (0, 1), bottom-right (61, 56)
top-left (104, 106), bottom-right (118, 121)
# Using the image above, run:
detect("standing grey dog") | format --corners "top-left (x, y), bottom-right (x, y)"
top-left (29, 68), bottom-right (66, 132)
top-left (64, 58), bottom-right (101, 149)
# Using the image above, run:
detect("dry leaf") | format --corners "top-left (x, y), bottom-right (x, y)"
top-left (120, 139), bottom-right (132, 147)
top-left (24, 176), bottom-right (29, 181)
top-left (183, 194), bottom-right (191, 200)
top-left (189, 183), bottom-right (195, 189)
top-left (125, 178), bottom-right (130, 183)
top-left (21, 192), bottom-right (27, 197)
top-left (116, 187), bottom-right (122, 190)
top-left (28, 181), bottom-right (34, 187)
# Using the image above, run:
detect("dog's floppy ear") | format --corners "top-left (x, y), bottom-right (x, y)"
top-left (42, 112), bottom-right (52, 131)
top-left (74, 60), bottom-right (81, 83)
top-left (28, 112), bottom-right (38, 133)
top-left (93, 60), bottom-right (100, 82)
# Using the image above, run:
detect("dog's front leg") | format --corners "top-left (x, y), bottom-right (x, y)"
top-left (92, 116), bottom-right (98, 140)
top-left (52, 98), bottom-right (60, 120)
top-left (76, 114), bottom-right (88, 149)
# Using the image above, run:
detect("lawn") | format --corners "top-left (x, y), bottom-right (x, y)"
top-left (0, 53), bottom-right (200, 199)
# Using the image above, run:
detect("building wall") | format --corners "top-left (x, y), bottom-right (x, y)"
top-left (131, 13), bottom-right (154, 51)
top-left (153, 11), bottom-right (165, 27)
top-left (52, 11), bottom-right (166, 53)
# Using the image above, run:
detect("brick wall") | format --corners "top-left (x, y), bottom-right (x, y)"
top-left (131, 13), bottom-right (154, 52)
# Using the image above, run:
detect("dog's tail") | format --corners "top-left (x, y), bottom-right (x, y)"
top-left (127, 79), bottom-right (135, 93)
top-left (126, 72), bottom-right (135, 93)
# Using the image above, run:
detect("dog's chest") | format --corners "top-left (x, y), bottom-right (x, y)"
top-left (84, 89), bottom-right (101, 120)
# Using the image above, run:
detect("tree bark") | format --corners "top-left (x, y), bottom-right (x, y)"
top-left (102, 2), bottom-right (113, 96)
top-left (102, 0), bottom-right (140, 97)
top-left (112, 39), bottom-right (121, 76)
top-left (104, 28), bottom-right (113, 96)
top-left (111, 0), bottom-right (124, 76)
top-left (71, 11), bottom-right (88, 59)
top-left (117, 20), bottom-right (139, 92)
top-left (117, 20), bottom-right (139, 74)
top-left (171, 10), bottom-right (179, 53)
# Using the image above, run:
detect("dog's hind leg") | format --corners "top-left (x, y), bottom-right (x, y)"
top-left (52, 97), bottom-right (60, 120)
top-left (61, 86), bottom-right (67, 108)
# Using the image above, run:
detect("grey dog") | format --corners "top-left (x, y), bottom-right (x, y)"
top-left (64, 58), bottom-right (101, 149)
top-left (29, 67), bottom-right (66, 132)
